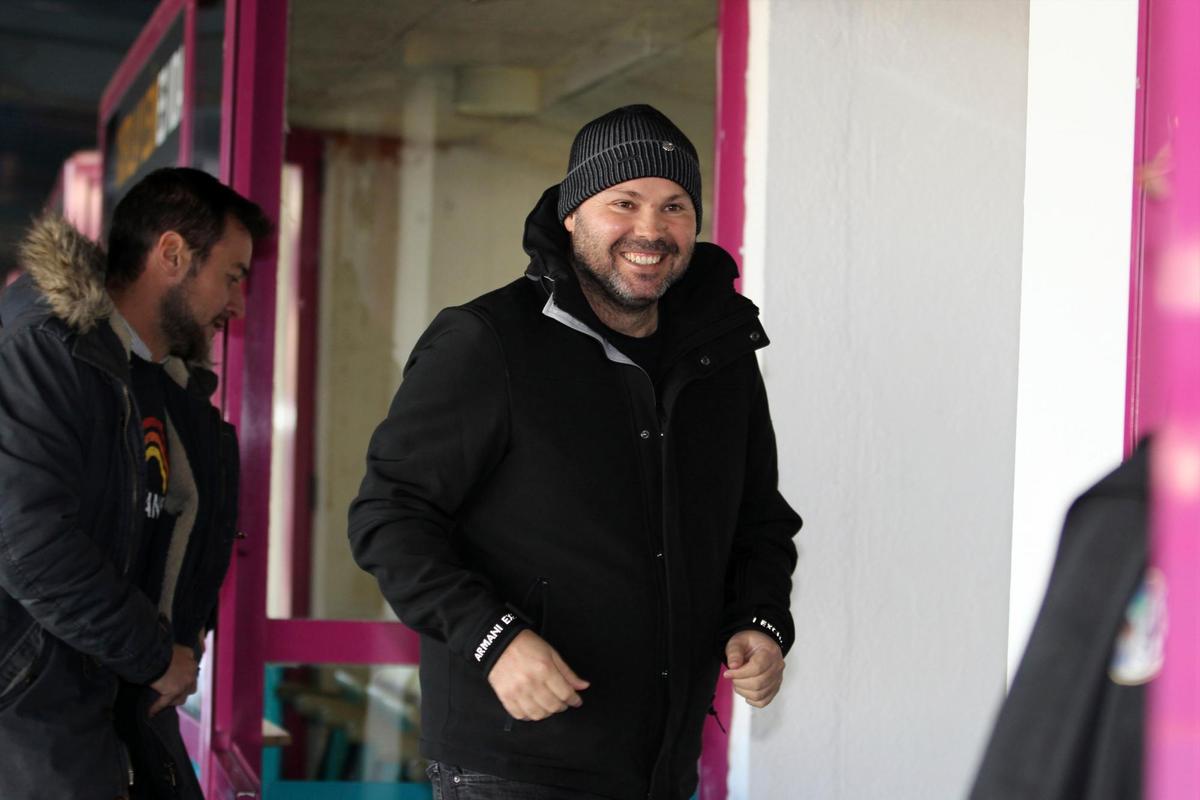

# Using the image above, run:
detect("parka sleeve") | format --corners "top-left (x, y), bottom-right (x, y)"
top-left (0, 329), bottom-right (173, 684)
top-left (348, 307), bottom-right (527, 673)
top-left (718, 363), bottom-right (802, 656)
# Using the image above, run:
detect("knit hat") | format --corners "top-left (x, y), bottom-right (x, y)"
top-left (557, 104), bottom-right (702, 232)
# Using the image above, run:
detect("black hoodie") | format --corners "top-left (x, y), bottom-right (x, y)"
top-left (349, 186), bottom-right (801, 800)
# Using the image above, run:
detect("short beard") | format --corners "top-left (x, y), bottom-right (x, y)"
top-left (159, 279), bottom-right (210, 363)
top-left (571, 255), bottom-right (659, 312)
top-left (569, 226), bottom-right (692, 313)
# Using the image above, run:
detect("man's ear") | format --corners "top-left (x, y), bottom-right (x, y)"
top-left (153, 231), bottom-right (190, 280)
top-left (563, 211), bottom-right (577, 234)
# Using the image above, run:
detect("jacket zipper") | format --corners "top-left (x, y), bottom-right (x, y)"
top-left (119, 383), bottom-right (139, 574)
top-left (630, 365), bottom-right (675, 792)
top-left (635, 322), bottom-right (759, 792)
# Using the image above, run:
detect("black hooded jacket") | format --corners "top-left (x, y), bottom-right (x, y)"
top-left (0, 217), bottom-right (239, 798)
top-left (971, 442), bottom-right (1149, 800)
top-left (349, 186), bottom-right (801, 800)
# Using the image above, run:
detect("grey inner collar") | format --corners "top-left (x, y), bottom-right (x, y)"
top-left (541, 294), bottom-right (636, 369)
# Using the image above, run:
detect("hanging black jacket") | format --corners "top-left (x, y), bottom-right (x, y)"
top-left (0, 217), bottom-right (240, 799)
top-left (349, 186), bottom-right (801, 800)
top-left (970, 442), bottom-right (1149, 800)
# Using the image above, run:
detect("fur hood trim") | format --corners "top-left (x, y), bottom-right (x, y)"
top-left (16, 215), bottom-right (202, 388)
top-left (18, 214), bottom-right (113, 333)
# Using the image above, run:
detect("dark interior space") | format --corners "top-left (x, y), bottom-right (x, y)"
top-left (0, 0), bottom-right (156, 279)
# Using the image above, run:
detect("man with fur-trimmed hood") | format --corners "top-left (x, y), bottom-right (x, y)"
top-left (0, 167), bottom-right (268, 798)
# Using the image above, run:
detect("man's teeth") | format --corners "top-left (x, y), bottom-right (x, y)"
top-left (622, 253), bottom-right (663, 266)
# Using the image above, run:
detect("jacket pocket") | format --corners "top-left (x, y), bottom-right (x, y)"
top-left (118, 685), bottom-right (203, 800)
top-left (0, 622), bottom-right (45, 710)
top-left (502, 577), bottom-right (551, 733)
top-left (526, 576), bottom-right (550, 637)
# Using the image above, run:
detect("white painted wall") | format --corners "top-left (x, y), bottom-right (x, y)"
top-left (1007, 0), bottom-right (1138, 679)
top-left (744, 2), bottom-right (1030, 797)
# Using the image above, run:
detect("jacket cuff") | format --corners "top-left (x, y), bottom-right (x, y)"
top-left (470, 610), bottom-right (530, 675)
top-left (140, 616), bottom-right (177, 685)
top-left (749, 615), bottom-right (788, 652)
top-left (720, 612), bottom-right (792, 658)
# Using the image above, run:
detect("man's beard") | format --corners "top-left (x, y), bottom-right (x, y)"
top-left (569, 218), bottom-right (693, 312)
top-left (159, 280), bottom-right (211, 363)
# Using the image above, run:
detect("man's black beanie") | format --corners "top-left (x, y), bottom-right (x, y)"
top-left (557, 104), bottom-right (703, 232)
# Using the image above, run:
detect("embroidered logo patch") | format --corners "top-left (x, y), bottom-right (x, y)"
top-left (1109, 568), bottom-right (1167, 686)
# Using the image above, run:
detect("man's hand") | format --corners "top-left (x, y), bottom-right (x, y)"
top-left (487, 629), bottom-right (589, 721)
top-left (723, 630), bottom-right (785, 708)
top-left (148, 644), bottom-right (199, 717)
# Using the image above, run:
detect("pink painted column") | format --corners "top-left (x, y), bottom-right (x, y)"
top-left (1129, 1), bottom-right (1200, 797)
top-left (207, 0), bottom-right (288, 793)
top-left (702, 1), bottom-right (748, 799)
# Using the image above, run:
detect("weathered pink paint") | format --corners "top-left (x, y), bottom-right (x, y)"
top-left (48, 151), bottom-right (103, 241)
top-left (265, 620), bottom-right (421, 664)
top-left (1129, 0), bottom-right (1200, 796)
top-left (713, 0), bottom-right (748, 299)
top-left (207, 0), bottom-right (289, 795)
top-left (178, 709), bottom-right (201, 761)
top-left (1125, 0), bottom-right (1150, 457)
top-left (209, 742), bottom-right (261, 800)
top-left (178, 0), bottom-right (196, 165)
top-left (701, 1), bottom-right (749, 798)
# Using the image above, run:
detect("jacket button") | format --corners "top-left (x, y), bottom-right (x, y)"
top-left (661, 670), bottom-right (669, 678)
top-left (749, 331), bottom-right (761, 342)
top-left (655, 552), bottom-right (663, 559)
top-left (699, 355), bottom-right (711, 366)
top-left (640, 430), bottom-right (650, 439)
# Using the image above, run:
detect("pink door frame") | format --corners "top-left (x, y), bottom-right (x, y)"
top-left (206, 0), bottom-right (289, 793)
top-left (701, 1), bottom-right (750, 799)
top-left (1127, 1), bottom-right (1200, 797)
top-left (101, 0), bottom-right (754, 793)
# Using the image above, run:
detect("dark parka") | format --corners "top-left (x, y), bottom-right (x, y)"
top-left (0, 218), bottom-right (239, 799)
top-left (970, 442), bottom-right (1149, 800)
top-left (349, 186), bottom-right (801, 800)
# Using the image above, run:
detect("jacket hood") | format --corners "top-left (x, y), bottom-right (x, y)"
top-left (12, 214), bottom-right (113, 333)
top-left (2, 215), bottom-right (219, 395)
top-left (521, 184), bottom-right (755, 342)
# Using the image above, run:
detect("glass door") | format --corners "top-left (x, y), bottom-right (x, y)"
top-left (217, 1), bottom-right (748, 798)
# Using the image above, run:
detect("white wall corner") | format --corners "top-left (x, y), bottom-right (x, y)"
top-left (1007, 0), bottom-right (1139, 680)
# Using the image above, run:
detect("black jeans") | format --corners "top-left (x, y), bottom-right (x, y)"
top-left (427, 762), bottom-right (613, 800)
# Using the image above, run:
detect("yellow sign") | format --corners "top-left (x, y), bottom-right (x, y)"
top-left (113, 47), bottom-right (185, 187)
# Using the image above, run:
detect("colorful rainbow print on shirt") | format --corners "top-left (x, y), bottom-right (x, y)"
top-left (144, 418), bottom-right (169, 518)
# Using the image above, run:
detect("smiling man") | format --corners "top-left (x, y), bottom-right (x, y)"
top-left (0, 167), bottom-right (268, 799)
top-left (350, 105), bottom-right (801, 800)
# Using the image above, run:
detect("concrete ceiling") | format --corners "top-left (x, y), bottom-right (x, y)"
top-left (287, 0), bottom-right (717, 170)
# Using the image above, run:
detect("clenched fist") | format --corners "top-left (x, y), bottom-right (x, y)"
top-left (487, 630), bottom-right (589, 721)
top-left (723, 630), bottom-right (785, 708)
